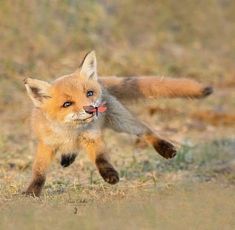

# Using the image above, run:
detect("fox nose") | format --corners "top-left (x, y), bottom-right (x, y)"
top-left (83, 102), bottom-right (107, 116)
top-left (83, 105), bottom-right (96, 114)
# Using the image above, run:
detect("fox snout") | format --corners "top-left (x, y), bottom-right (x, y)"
top-left (83, 102), bottom-right (107, 116)
top-left (83, 105), bottom-right (96, 114)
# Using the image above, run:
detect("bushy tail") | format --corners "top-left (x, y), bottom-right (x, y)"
top-left (100, 76), bottom-right (213, 101)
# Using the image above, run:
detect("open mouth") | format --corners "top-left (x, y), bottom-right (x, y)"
top-left (83, 102), bottom-right (107, 117)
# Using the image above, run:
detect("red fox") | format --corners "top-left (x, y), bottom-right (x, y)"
top-left (23, 51), bottom-right (213, 196)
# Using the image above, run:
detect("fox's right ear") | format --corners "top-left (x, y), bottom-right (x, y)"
top-left (79, 51), bottom-right (97, 80)
top-left (24, 78), bottom-right (51, 107)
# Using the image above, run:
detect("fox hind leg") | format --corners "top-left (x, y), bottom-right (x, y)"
top-left (142, 133), bottom-right (177, 159)
top-left (104, 94), bottom-right (177, 159)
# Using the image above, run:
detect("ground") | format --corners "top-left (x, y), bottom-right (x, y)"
top-left (0, 1), bottom-right (235, 229)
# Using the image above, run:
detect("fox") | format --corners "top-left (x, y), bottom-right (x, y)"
top-left (23, 51), bottom-right (213, 196)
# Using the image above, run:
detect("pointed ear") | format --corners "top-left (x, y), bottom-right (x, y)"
top-left (80, 51), bottom-right (97, 80)
top-left (24, 78), bottom-right (51, 107)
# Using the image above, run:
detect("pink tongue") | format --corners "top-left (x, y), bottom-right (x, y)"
top-left (83, 102), bottom-right (107, 115)
top-left (97, 106), bottom-right (107, 113)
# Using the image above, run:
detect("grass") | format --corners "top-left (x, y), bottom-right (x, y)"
top-left (0, 0), bottom-right (235, 229)
top-left (0, 183), bottom-right (235, 230)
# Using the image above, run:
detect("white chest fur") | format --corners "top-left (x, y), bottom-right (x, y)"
top-left (44, 121), bottom-right (102, 155)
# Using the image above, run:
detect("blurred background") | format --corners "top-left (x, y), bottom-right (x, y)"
top-left (0, 1), bottom-right (235, 228)
top-left (1, 0), bottom-right (235, 80)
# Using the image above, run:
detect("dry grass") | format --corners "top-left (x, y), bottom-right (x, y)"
top-left (0, 183), bottom-right (234, 230)
top-left (0, 0), bottom-right (235, 229)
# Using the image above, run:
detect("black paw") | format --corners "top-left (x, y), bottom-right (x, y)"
top-left (100, 167), bottom-right (119, 184)
top-left (61, 153), bottom-right (77, 167)
top-left (22, 176), bottom-right (45, 197)
top-left (153, 140), bottom-right (177, 159)
top-left (202, 86), bottom-right (213, 97)
top-left (96, 156), bottom-right (119, 184)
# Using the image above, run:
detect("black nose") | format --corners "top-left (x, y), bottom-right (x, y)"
top-left (83, 105), bottom-right (95, 114)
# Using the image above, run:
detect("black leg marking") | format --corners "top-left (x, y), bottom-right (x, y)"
top-left (61, 153), bottom-right (77, 167)
top-left (202, 86), bottom-right (213, 97)
top-left (153, 140), bottom-right (177, 159)
top-left (23, 175), bottom-right (46, 197)
top-left (95, 156), bottom-right (119, 184)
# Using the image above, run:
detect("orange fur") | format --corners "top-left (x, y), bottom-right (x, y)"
top-left (100, 76), bottom-right (212, 100)
top-left (23, 51), bottom-right (212, 196)
top-left (24, 142), bottom-right (54, 196)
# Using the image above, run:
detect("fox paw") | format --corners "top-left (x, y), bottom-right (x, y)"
top-left (100, 168), bottom-right (119, 185)
top-left (153, 140), bottom-right (177, 159)
top-left (61, 153), bottom-right (77, 167)
top-left (22, 186), bottom-right (42, 197)
top-left (22, 190), bottom-right (39, 197)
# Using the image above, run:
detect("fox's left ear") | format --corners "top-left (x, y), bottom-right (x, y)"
top-left (24, 78), bottom-right (51, 107)
top-left (80, 51), bottom-right (97, 80)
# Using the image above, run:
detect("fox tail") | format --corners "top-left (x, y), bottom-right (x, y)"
top-left (100, 76), bottom-right (213, 101)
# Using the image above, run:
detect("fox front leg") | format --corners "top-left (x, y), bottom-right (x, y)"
top-left (23, 142), bottom-right (55, 197)
top-left (81, 135), bottom-right (119, 184)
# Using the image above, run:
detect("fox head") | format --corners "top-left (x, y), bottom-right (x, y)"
top-left (24, 51), bottom-right (104, 125)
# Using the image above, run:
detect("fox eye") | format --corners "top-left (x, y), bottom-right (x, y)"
top-left (87, 90), bottom-right (94, 97)
top-left (62, 101), bottom-right (73, 108)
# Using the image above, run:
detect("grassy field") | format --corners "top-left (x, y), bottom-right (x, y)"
top-left (0, 0), bottom-right (235, 229)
